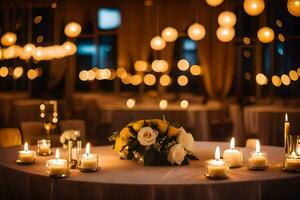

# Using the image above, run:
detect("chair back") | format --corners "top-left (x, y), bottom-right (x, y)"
top-left (0, 128), bottom-right (22, 148)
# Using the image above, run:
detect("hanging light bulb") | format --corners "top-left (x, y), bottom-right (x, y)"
top-left (287, 0), bottom-right (300, 17)
top-left (257, 27), bottom-right (275, 43)
top-left (218, 11), bottom-right (237, 27)
top-left (150, 36), bottom-right (166, 50)
top-left (1, 32), bottom-right (17, 46)
top-left (161, 27), bottom-right (178, 42)
top-left (64, 22), bottom-right (82, 38)
top-left (216, 26), bottom-right (235, 42)
top-left (206, 0), bottom-right (224, 7)
top-left (62, 41), bottom-right (77, 56)
top-left (188, 23), bottom-right (206, 41)
top-left (243, 0), bottom-right (265, 16)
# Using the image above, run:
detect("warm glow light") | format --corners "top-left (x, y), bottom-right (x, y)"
top-left (188, 23), bottom-right (206, 41)
top-left (159, 74), bottom-right (171, 86)
top-left (116, 67), bottom-right (127, 79)
top-left (297, 68), bottom-right (300, 76)
top-left (161, 27), bottom-right (178, 42)
top-left (20, 43), bottom-right (36, 60)
top-left (271, 75), bottom-right (281, 87)
top-left (24, 142), bottom-right (29, 151)
top-left (27, 69), bottom-right (37, 80)
top-left (3, 45), bottom-right (21, 59)
top-left (218, 11), bottom-right (237, 27)
top-left (256, 73), bottom-right (268, 85)
top-left (64, 22), bottom-right (82, 38)
top-left (215, 146), bottom-right (221, 160)
top-left (278, 33), bottom-right (285, 42)
top-left (87, 70), bottom-right (96, 81)
top-left (86, 143), bottom-right (91, 155)
top-left (243, 0), bottom-right (265, 16)
top-left (79, 70), bottom-right (88, 81)
top-left (1, 32), bottom-right (17, 46)
top-left (32, 47), bottom-right (44, 61)
top-left (62, 41), bottom-right (77, 56)
top-left (159, 99), bottom-right (168, 110)
top-left (13, 66), bottom-right (24, 79)
top-left (177, 75), bottom-right (189, 86)
top-left (55, 148), bottom-right (60, 159)
top-left (134, 60), bottom-right (148, 72)
top-left (177, 59), bottom-right (189, 71)
top-left (276, 20), bottom-right (283, 28)
top-left (285, 113), bottom-right (288, 122)
top-left (216, 26), bottom-right (235, 42)
top-left (255, 140), bottom-right (260, 153)
top-left (126, 98), bottom-right (136, 109)
top-left (243, 37), bottom-right (251, 45)
top-left (150, 36), bottom-right (166, 51)
top-left (0, 66), bottom-right (9, 77)
top-left (180, 100), bottom-right (189, 109)
top-left (230, 137), bottom-right (235, 149)
top-left (152, 59), bottom-right (168, 73)
top-left (289, 70), bottom-right (299, 81)
top-left (281, 74), bottom-right (291, 86)
top-left (144, 74), bottom-right (156, 86)
top-left (130, 74), bottom-right (142, 85)
top-left (206, 0), bottom-right (224, 7)
top-left (287, 0), bottom-right (300, 17)
top-left (190, 65), bottom-right (203, 76)
top-left (257, 27), bottom-right (275, 43)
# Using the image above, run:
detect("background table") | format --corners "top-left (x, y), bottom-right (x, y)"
top-left (1, 142), bottom-right (300, 200)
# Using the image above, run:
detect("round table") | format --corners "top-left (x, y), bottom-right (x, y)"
top-left (1, 142), bottom-right (300, 200)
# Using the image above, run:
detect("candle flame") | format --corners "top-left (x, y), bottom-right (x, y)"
top-left (256, 140), bottom-right (260, 153)
top-left (285, 113), bottom-right (288, 122)
top-left (55, 148), bottom-right (60, 159)
top-left (24, 142), bottom-right (28, 151)
top-left (215, 146), bottom-right (220, 160)
top-left (86, 143), bottom-right (90, 155)
top-left (230, 137), bottom-right (235, 149)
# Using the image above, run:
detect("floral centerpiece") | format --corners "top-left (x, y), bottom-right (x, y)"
top-left (60, 130), bottom-right (80, 149)
top-left (109, 119), bottom-right (198, 166)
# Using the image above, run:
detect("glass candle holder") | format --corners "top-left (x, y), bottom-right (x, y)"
top-left (248, 151), bottom-right (268, 170)
top-left (78, 153), bottom-right (99, 172)
top-left (17, 150), bottom-right (35, 164)
top-left (283, 151), bottom-right (300, 173)
top-left (37, 139), bottom-right (51, 156)
top-left (205, 159), bottom-right (230, 179)
top-left (223, 149), bottom-right (243, 168)
top-left (46, 158), bottom-right (70, 178)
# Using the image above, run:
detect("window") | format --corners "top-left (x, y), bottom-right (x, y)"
top-left (98, 8), bottom-right (121, 30)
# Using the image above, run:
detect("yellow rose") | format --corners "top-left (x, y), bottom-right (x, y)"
top-left (156, 119), bottom-right (168, 133)
top-left (114, 137), bottom-right (127, 152)
top-left (119, 127), bottom-right (133, 139)
top-left (167, 125), bottom-right (179, 137)
top-left (132, 120), bottom-right (144, 132)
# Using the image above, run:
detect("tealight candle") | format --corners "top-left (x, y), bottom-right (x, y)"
top-left (283, 151), bottom-right (300, 172)
top-left (46, 149), bottom-right (69, 177)
top-left (223, 137), bottom-right (243, 168)
top-left (78, 143), bottom-right (99, 172)
top-left (37, 139), bottom-right (51, 156)
top-left (248, 140), bottom-right (268, 170)
top-left (18, 142), bottom-right (35, 164)
top-left (205, 146), bottom-right (229, 179)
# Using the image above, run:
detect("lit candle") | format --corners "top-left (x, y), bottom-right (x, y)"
top-left (284, 113), bottom-right (290, 155)
top-left (18, 142), bottom-right (35, 164)
top-left (223, 137), bottom-right (243, 168)
top-left (78, 143), bottom-right (99, 172)
top-left (205, 146), bottom-right (229, 179)
top-left (284, 151), bottom-right (300, 172)
top-left (248, 140), bottom-right (268, 170)
top-left (46, 149), bottom-right (69, 177)
top-left (37, 139), bottom-right (51, 156)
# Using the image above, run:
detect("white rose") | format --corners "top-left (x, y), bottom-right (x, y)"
top-left (168, 144), bottom-right (186, 165)
top-left (177, 127), bottom-right (195, 152)
top-left (59, 136), bottom-right (65, 144)
top-left (137, 127), bottom-right (158, 146)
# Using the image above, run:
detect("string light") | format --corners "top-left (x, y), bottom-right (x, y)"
top-left (134, 60), bottom-right (148, 72)
top-left (177, 59), bottom-right (189, 71)
top-left (177, 75), bottom-right (189, 86)
top-left (159, 74), bottom-right (171, 86)
top-left (206, 0), bottom-right (224, 7)
top-left (64, 22), bottom-right (82, 38)
top-left (1, 32), bottom-right (17, 46)
top-left (287, 0), bottom-right (300, 17)
top-left (281, 74), bottom-right (291, 86)
top-left (216, 26), bottom-right (235, 42)
top-left (159, 99), bottom-right (168, 110)
top-left (180, 100), bottom-right (189, 109)
top-left (161, 27), bottom-right (178, 42)
top-left (256, 73), bottom-right (268, 85)
top-left (188, 23), bottom-right (206, 41)
top-left (243, 0), bottom-right (265, 16)
top-left (190, 65), bottom-right (203, 76)
top-left (144, 74), bottom-right (156, 86)
top-left (257, 27), bottom-right (275, 43)
top-left (218, 11), bottom-right (237, 27)
top-left (126, 99), bottom-right (136, 109)
top-left (150, 36), bottom-right (166, 51)
top-left (272, 75), bottom-right (281, 87)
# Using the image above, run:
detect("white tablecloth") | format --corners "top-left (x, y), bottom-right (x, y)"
top-left (0, 142), bottom-right (300, 200)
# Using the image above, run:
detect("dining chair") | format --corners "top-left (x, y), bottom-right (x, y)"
top-left (59, 119), bottom-right (86, 141)
top-left (0, 128), bottom-right (22, 148)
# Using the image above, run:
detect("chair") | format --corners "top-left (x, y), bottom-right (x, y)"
top-left (59, 119), bottom-right (86, 141)
top-left (0, 128), bottom-right (22, 148)
top-left (21, 121), bottom-right (60, 146)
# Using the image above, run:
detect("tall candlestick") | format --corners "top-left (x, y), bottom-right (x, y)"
top-left (284, 113), bottom-right (290, 155)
